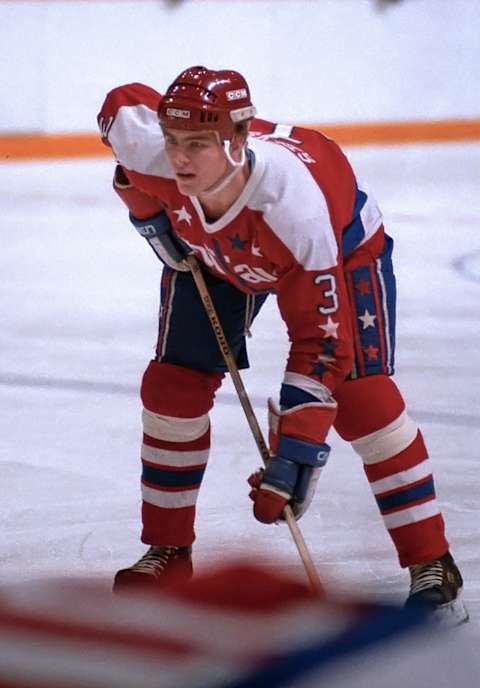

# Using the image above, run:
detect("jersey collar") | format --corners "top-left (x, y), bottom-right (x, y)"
top-left (189, 142), bottom-right (265, 233)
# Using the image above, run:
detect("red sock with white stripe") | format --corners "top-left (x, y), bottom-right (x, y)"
top-left (334, 375), bottom-right (449, 567)
top-left (139, 360), bottom-right (223, 547)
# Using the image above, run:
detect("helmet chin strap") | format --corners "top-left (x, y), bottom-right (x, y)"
top-left (201, 140), bottom-right (246, 197)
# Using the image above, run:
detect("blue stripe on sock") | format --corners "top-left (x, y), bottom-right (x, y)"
top-left (376, 477), bottom-right (435, 512)
top-left (142, 464), bottom-right (205, 488)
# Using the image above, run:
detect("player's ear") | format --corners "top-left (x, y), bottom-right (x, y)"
top-left (230, 121), bottom-right (251, 160)
top-left (229, 136), bottom-right (243, 160)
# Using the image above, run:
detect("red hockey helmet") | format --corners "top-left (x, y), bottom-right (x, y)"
top-left (158, 66), bottom-right (257, 141)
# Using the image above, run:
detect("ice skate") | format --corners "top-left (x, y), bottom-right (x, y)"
top-left (405, 552), bottom-right (468, 626)
top-left (113, 545), bottom-right (193, 594)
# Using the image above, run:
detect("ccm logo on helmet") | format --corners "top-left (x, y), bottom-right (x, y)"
top-left (166, 107), bottom-right (191, 119)
top-left (226, 88), bottom-right (248, 101)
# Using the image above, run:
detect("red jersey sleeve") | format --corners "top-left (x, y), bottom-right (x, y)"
top-left (276, 256), bottom-right (354, 397)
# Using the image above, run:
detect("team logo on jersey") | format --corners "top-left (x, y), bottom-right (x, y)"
top-left (226, 88), bottom-right (248, 101)
top-left (166, 108), bottom-right (191, 119)
top-left (234, 264), bottom-right (278, 284)
top-left (182, 241), bottom-right (227, 275)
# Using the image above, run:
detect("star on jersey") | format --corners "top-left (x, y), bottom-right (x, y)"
top-left (229, 233), bottom-right (248, 250)
top-left (252, 244), bottom-right (263, 257)
top-left (311, 359), bottom-right (329, 377)
top-left (358, 309), bottom-right (377, 330)
top-left (319, 316), bottom-right (339, 339)
top-left (363, 344), bottom-right (379, 361)
top-left (321, 339), bottom-right (337, 357)
top-left (173, 206), bottom-right (192, 225)
top-left (355, 279), bottom-right (371, 296)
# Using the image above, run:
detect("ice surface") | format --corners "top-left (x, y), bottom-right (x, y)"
top-left (1, 143), bottom-right (479, 631)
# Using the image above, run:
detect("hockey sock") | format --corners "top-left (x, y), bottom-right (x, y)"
top-left (334, 376), bottom-right (449, 566)
top-left (140, 361), bottom-right (223, 546)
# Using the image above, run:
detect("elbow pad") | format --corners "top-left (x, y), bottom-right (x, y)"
top-left (113, 165), bottom-right (162, 218)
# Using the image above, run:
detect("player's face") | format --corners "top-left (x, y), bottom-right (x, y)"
top-left (163, 128), bottom-right (229, 196)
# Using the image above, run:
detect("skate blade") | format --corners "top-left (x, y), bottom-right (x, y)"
top-left (432, 595), bottom-right (469, 628)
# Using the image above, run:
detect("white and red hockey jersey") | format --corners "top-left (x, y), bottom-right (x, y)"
top-left (98, 83), bottom-right (385, 397)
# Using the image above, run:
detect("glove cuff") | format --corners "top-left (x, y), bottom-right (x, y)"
top-left (129, 210), bottom-right (172, 237)
top-left (277, 436), bottom-right (330, 467)
top-left (268, 398), bottom-right (336, 450)
top-left (129, 211), bottom-right (191, 271)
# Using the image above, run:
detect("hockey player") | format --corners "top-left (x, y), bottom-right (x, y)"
top-left (98, 67), bottom-right (467, 621)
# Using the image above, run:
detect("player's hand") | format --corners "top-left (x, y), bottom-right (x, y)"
top-left (248, 399), bottom-right (335, 523)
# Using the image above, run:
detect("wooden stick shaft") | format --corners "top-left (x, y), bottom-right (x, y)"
top-left (186, 255), bottom-right (323, 595)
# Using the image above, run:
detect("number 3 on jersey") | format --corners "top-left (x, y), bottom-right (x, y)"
top-left (315, 274), bottom-right (338, 314)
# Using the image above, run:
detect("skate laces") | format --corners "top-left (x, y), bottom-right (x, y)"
top-left (409, 559), bottom-right (444, 595)
top-left (133, 546), bottom-right (178, 578)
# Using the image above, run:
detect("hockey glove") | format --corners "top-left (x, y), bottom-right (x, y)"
top-left (129, 211), bottom-right (191, 271)
top-left (113, 164), bottom-right (190, 271)
top-left (248, 399), bottom-right (336, 523)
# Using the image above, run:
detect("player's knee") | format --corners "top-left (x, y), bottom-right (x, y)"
top-left (140, 360), bottom-right (224, 418)
top-left (140, 361), bottom-right (223, 443)
top-left (350, 410), bottom-right (419, 465)
top-left (142, 407), bottom-right (211, 442)
top-left (333, 375), bottom-right (405, 440)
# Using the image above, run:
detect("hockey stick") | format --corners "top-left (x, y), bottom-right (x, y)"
top-left (185, 254), bottom-right (324, 595)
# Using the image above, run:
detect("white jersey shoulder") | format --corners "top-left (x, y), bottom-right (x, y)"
top-left (108, 102), bottom-right (173, 179)
top-left (356, 177), bottom-right (384, 247)
top-left (247, 137), bottom-right (338, 271)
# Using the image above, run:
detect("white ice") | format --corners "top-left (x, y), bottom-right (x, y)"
top-left (1, 143), bottom-right (479, 633)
